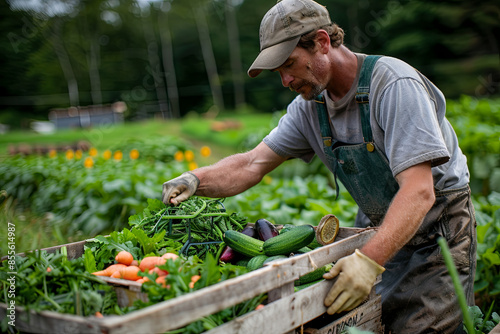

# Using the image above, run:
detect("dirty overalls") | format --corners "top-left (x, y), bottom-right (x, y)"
top-left (315, 55), bottom-right (477, 334)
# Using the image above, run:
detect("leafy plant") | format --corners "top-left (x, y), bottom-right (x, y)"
top-left (225, 174), bottom-right (358, 227)
top-left (467, 305), bottom-right (500, 334)
top-left (447, 96), bottom-right (500, 195)
top-left (473, 192), bottom-right (500, 316)
top-left (84, 227), bottom-right (182, 272)
top-left (0, 249), bottom-right (120, 332)
top-left (0, 137), bottom-right (191, 237)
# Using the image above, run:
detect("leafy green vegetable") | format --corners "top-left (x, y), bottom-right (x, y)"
top-left (473, 192), bottom-right (500, 317)
top-left (0, 250), bottom-right (118, 319)
top-left (85, 227), bottom-right (181, 270)
top-left (84, 248), bottom-right (97, 274)
top-left (466, 305), bottom-right (500, 333)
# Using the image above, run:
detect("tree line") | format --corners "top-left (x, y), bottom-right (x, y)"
top-left (0, 0), bottom-right (498, 127)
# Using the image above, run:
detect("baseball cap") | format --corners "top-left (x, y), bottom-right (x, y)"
top-left (247, 0), bottom-right (332, 78)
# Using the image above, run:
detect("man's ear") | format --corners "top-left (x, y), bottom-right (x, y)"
top-left (315, 29), bottom-right (331, 54)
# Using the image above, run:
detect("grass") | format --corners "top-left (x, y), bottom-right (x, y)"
top-left (181, 112), bottom-right (274, 150)
top-left (0, 191), bottom-right (93, 255)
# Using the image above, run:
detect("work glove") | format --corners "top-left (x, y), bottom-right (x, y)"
top-left (323, 249), bottom-right (385, 314)
top-left (162, 172), bottom-right (200, 206)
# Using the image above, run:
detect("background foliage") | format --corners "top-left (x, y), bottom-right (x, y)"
top-left (0, 0), bottom-right (498, 127)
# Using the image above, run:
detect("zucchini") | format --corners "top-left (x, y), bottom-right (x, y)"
top-left (247, 255), bottom-right (269, 271)
top-left (263, 224), bottom-right (315, 256)
top-left (223, 230), bottom-right (265, 257)
top-left (294, 264), bottom-right (333, 286)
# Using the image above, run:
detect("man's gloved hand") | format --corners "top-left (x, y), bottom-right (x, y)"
top-left (162, 172), bottom-right (200, 206)
top-left (323, 249), bottom-right (385, 314)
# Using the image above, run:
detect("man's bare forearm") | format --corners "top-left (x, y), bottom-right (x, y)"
top-left (192, 142), bottom-right (286, 198)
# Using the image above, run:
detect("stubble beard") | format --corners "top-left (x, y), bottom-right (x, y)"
top-left (299, 81), bottom-right (326, 101)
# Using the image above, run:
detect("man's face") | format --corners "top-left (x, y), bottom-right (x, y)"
top-left (272, 46), bottom-right (328, 101)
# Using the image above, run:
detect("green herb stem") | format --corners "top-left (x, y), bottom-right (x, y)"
top-left (437, 237), bottom-right (475, 334)
top-left (33, 286), bottom-right (62, 311)
top-left (480, 301), bottom-right (495, 332)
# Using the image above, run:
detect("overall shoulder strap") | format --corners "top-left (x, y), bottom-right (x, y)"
top-left (314, 94), bottom-right (333, 147)
top-left (356, 55), bottom-right (381, 146)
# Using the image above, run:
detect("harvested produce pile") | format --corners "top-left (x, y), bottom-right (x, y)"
top-left (0, 197), bottom-right (330, 333)
top-left (0, 197), bottom-right (262, 332)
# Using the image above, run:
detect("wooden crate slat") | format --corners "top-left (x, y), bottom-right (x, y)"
top-left (0, 304), bottom-right (102, 334)
top-left (490, 323), bottom-right (500, 334)
top-left (303, 297), bottom-right (383, 334)
top-left (205, 278), bottom-right (382, 334)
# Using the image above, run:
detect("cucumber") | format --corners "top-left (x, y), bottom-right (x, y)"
top-left (236, 258), bottom-right (251, 267)
top-left (263, 255), bottom-right (288, 265)
top-left (279, 224), bottom-right (298, 234)
top-left (263, 224), bottom-right (315, 256)
top-left (294, 279), bottom-right (324, 292)
top-left (223, 230), bottom-right (265, 257)
top-left (247, 255), bottom-right (269, 271)
top-left (294, 264), bottom-right (333, 286)
top-left (220, 226), bottom-right (258, 263)
top-left (294, 246), bottom-right (312, 254)
top-left (307, 239), bottom-right (323, 250)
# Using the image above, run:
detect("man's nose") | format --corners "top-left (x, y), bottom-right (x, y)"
top-left (280, 72), bottom-right (294, 88)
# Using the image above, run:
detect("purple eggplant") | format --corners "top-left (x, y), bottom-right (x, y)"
top-left (255, 218), bottom-right (279, 241)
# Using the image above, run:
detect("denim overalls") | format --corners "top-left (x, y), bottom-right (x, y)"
top-left (315, 55), bottom-right (476, 333)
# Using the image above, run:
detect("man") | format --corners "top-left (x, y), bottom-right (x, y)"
top-left (162, 0), bottom-right (476, 332)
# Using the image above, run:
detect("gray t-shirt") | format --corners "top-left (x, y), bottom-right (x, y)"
top-left (263, 53), bottom-right (469, 191)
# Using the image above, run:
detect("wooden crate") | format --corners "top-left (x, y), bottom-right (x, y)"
top-left (0, 227), bottom-right (383, 334)
top-left (491, 323), bottom-right (500, 334)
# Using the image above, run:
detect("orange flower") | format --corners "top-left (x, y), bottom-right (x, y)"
top-left (48, 149), bottom-right (57, 158)
top-left (103, 150), bottom-right (112, 160)
top-left (89, 147), bottom-right (98, 157)
top-left (75, 149), bottom-right (83, 160)
top-left (113, 150), bottom-right (123, 161)
top-left (84, 157), bottom-right (94, 168)
top-left (188, 162), bottom-right (198, 171)
top-left (263, 175), bottom-right (273, 185)
top-left (184, 150), bottom-right (195, 162)
top-left (200, 146), bottom-right (211, 158)
top-left (65, 149), bottom-right (74, 160)
top-left (174, 151), bottom-right (184, 162)
top-left (129, 149), bottom-right (139, 160)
